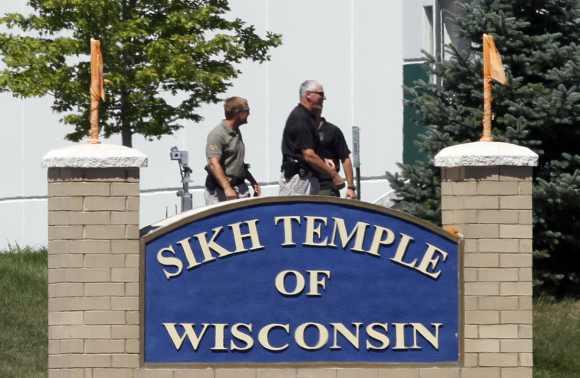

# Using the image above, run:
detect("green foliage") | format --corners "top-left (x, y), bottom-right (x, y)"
top-left (0, 0), bottom-right (281, 146)
top-left (534, 297), bottom-right (580, 377)
top-left (0, 246), bottom-right (47, 377)
top-left (387, 0), bottom-right (580, 296)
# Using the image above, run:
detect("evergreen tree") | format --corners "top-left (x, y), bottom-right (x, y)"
top-left (0, 0), bottom-right (281, 146)
top-left (387, 0), bottom-right (580, 296)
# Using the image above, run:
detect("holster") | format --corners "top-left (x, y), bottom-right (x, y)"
top-left (205, 165), bottom-right (245, 191)
top-left (281, 158), bottom-right (309, 180)
top-left (204, 166), bottom-right (218, 192)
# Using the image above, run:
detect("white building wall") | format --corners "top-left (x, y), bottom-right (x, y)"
top-left (403, 0), bottom-right (466, 63)
top-left (403, 0), bottom-right (436, 61)
top-left (0, 0), bottom-right (407, 249)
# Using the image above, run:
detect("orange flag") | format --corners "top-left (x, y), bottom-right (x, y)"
top-left (89, 38), bottom-right (104, 144)
top-left (90, 39), bottom-right (105, 101)
top-left (484, 33), bottom-right (507, 85)
top-left (481, 33), bottom-right (507, 141)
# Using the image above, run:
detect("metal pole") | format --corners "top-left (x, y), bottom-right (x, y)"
top-left (352, 126), bottom-right (361, 200)
top-left (180, 165), bottom-right (192, 212)
top-left (170, 147), bottom-right (193, 213)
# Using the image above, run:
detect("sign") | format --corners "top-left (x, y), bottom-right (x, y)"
top-left (142, 197), bottom-right (461, 365)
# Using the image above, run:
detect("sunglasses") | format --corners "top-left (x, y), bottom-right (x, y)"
top-left (308, 91), bottom-right (326, 100)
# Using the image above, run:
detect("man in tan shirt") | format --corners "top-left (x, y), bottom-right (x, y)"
top-left (204, 97), bottom-right (260, 205)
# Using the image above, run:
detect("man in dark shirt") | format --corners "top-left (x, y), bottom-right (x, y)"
top-left (279, 80), bottom-right (344, 195)
top-left (316, 114), bottom-right (357, 199)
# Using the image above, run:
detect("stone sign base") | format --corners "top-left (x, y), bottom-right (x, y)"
top-left (44, 142), bottom-right (536, 378)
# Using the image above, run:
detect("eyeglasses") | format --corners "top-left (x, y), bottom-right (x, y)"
top-left (308, 91), bottom-right (326, 99)
top-left (238, 108), bottom-right (250, 113)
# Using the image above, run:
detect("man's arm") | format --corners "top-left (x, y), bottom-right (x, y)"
top-left (341, 157), bottom-right (356, 199)
top-left (330, 124), bottom-right (355, 198)
top-left (245, 169), bottom-right (261, 197)
top-left (207, 157), bottom-right (237, 200)
top-left (302, 148), bottom-right (345, 189)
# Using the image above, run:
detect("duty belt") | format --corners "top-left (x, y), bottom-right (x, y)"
top-left (228, 176), bottom-right (245, 186)
top-left (205, 171), bottom-right (244, 191)
top-left (281, 157), bottom-right (311, 179)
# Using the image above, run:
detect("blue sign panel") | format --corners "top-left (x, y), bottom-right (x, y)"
top-left (142, 197), bottom-right (461, 365)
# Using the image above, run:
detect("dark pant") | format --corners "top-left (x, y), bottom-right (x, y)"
top-left (318, 183), bottom-right (340, 197)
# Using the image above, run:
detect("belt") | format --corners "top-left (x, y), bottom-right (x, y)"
top-left (228, 176), bottom-right (245, 186)
top-left (205, 174), bottom-right (244, 191)
top-left (281, 157), bottom-right (312, 178)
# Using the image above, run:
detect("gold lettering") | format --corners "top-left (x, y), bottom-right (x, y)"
top-left (156, 246), bottom-right (183, 280)
top-left (307, 270), bottom-right (331, 297)
top-left (392, 323), bottom-right (410, 350)
top-left (258, 323), bottom-right (290, 351)
top-left (294, 322), bottom-right (329, 350)
top-left (304, 216), bottom-right (328, 246)
top-left (411, 323), bottom-right (441, 350)
top-left (194, 226), bottom-right (232, 263)
top-left (274, 216), bottom-right (301, 246)
top-left (329, 218), bottom-right (369, 252)
top-left (365, 323), bottom-right (390, 350)
top-left (416, 243), bottom-right (449, 279)
top-left (163, 323), bottom-right (209, 351)
top-left (274, 270), bottom-right (305, 296)
top-left (211, 323), bottom-right (228, 351)
top-left (176, 237), bottom-right (200, 270)
top-left (230, 323), bottom-right (254, 351)
top-left (390, 233), bottom-right (418, 269)
top-left (330, 322), bottom-right (361, 350)
top-left (229, 219), bottom-right (264, 253)
top-left (367, 226), bottom-right (395, 256)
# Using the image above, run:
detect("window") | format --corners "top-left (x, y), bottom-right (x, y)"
top-left (424, 5), bottom-right (434, 56)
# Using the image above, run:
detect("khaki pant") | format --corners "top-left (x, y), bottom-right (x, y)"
top-left (204, 182), bottom-right (250, 205)
top-left (278, 173), bottom-right (319, 196)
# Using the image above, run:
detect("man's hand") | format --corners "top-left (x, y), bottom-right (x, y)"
top-left (324, 158), bottom-right (336, 170)
top-left (331, 172), bottom-right (345, 190)
top-left (346, 188), bottom-right (356, 199)
top-left (224, 186), bottom-right (238, 200)
top-left (252, 183), bottom-right (262, 197)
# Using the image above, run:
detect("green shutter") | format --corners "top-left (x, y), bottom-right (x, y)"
top-left (403, 63), bottom-right (429, 164)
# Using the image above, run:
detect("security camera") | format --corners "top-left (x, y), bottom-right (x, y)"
top-left (170, 146), bottom-right (182, 161)
top-left (169, 146), bottom-right (189, 166)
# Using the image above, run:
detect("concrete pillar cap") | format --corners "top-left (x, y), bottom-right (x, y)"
top-left (42, 143), bottom-right (148, 168)
top-left (434, 141), bottom-right (538, 167)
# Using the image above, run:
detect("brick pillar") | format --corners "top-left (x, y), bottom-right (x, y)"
top-left (44, 145), bottom-right (147, 378)
top-left (435, 142), bottom-right (537, 378)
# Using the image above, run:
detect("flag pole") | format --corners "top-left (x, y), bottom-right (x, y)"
top-left (481, 34), bottom-right (493, 142)
top-left (89, 38), bottom-right (104, 144)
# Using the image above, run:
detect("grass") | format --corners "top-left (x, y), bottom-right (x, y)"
top-left (0, 247), bottom-right (47, 378)
top-left (534, 298), bottom-right (580, 378)
top-left (0, 247), bottom-right (579, 377)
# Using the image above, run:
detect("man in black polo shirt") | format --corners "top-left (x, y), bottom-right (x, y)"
top-left (316, 114), bottom-right (357, 198)
top-left (279, 80), bottom-right (344, 195)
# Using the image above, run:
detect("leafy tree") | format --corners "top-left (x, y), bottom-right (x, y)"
top-left (0, 0), bottom-right (281, 146)
top-left (387, 0), bottom-right (580, 296)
